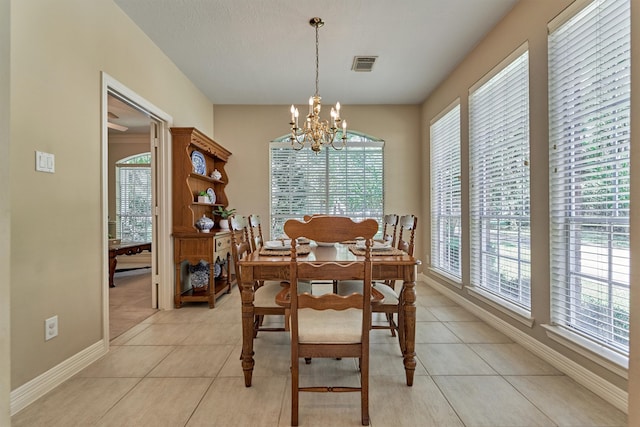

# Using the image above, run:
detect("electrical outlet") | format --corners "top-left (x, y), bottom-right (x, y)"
top-left (45, 315), bottom-right (58, 341)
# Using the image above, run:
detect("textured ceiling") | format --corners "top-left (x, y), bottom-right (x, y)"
top-left (113, 0), bottom-right (518, 106)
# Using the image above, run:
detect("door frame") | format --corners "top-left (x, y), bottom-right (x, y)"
top-left (101, 72), bottom-right (174, 344)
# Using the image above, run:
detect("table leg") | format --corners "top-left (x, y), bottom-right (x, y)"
top-left (400, 265), bottom-right (417, 386)
top-left (208, 263), bottom-right (215, 309)
top-left (240, 272), bottom-right (256, 387)
top-left (109, 252), bottom-right (117, 288)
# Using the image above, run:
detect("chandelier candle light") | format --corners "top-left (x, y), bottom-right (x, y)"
top-left (289, 17), bottom-right (347, 153)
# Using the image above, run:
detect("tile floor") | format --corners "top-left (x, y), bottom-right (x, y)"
top-left (12, 281), bottom-right (628, 426)
top-left (109, 269), bottom-right (157, 340)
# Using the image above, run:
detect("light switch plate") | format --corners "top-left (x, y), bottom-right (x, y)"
top-left (35, 151), bottom-right (55, 173)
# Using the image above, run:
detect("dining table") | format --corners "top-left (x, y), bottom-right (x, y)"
top-left (237, 240), bottom-right (421, 388)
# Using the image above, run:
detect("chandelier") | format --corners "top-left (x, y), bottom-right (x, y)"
top-left (289, 17), bottom-right (347, 153)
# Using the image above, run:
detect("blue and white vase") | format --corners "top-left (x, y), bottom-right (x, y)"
top-left (189, 260), bottom-right (209, 291)
top-left (195, 215), bottom-right (214, 233)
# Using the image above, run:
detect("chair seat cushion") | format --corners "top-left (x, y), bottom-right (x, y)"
top-left (298, 308), bottom-right (362, 344)
top-left (337, 281), bottom-right (399, 305)
top-left (254, 281), bottom-right (286, 307)
top-left (254, 281), bottom-right (313, 307)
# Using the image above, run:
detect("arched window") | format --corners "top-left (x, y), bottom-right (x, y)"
top-left (270, 131), bottom-right (384, 238)
top-left (116, 153), bottom-right (152, 242)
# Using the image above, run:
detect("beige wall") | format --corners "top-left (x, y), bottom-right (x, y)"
top-left (421, 0), bottom-right (634, 399)
top-left (1, 0), bottom-right (10, 422)
top-left (212, 104), bottom-right (423, 252)
top-left (9, 0), bottom-right (214, 389)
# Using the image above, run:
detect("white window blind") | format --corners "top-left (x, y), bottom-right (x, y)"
top-left (116, 153), bottom-right (152, 242)
top-left (270, 133), bottom-right (384, 239)
top-left (549, 0), bottom-right (630, 354)
top-left (469, 46), bottom-right (531, 310)
top-left (430, 102), bottom-right (461, 279)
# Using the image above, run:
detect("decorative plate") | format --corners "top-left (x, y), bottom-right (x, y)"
top-left (206, 188), bottom-right (216, 204)
top-left (191, 150), bottom-right (206, 175)
top-left (356, 240), bottom-right (392, 251)
top-left (265, 240), bottom-right (292, 249)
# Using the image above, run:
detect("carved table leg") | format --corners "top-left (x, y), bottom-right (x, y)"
top-left (400, 265), bottom-right (417, 386)
top-left (109, 252), bottom-right (117, 288)
top-left (240, 272), bottom-right (255, 387)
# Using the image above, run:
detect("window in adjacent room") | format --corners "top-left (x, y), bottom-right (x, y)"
top-left (430, 101), bottom-right (461, 280)
top-left (469, 44), bottom-right (531, 311)
top-left (116, 152), bottom-right (152, 242)
top-left (548, 0), bottom-right (630, 356)
top-left (270, 132), bottom-right (384, 239)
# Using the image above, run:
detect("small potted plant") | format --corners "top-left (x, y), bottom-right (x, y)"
top-left (213, 206), bottom-right (236, 229)
top-left (197, 191), bottom-right (210, 204)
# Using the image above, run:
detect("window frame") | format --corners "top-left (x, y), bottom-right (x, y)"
top-left (115, 152), bottom-right (152, 242)
top-left (269, 132), bottom-right (384, 239)
top-left (430, 100), bottom-right (462, 282)
top-left (468, 43), bottom-right (532, 313)
top-left (548, 0), bottom-right (631, 359)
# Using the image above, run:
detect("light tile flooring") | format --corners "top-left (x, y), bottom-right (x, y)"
top-left (109, 269), bottom-right (157, 340)
top-left (12, 281), bottom-right (627, 426)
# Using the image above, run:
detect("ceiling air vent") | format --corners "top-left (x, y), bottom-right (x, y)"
top-left (351, 56), bottom-right (377, 72)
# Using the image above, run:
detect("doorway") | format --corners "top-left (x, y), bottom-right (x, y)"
top-left (107, 95), bottom-right (155, 339)
top-left (102, 73), bottom-right (174, 344)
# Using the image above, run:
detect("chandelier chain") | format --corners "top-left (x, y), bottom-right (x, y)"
top-left (315, 22), bottom-right (320, 97)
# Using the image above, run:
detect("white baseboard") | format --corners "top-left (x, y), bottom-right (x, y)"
top-left (10, 339), bottom-right (108, 415)
top-left (419, 273), bottom-right (628, 413)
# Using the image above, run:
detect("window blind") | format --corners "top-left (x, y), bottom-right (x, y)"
top-left (469, 47), bottom-right (531, 310)
top-left (116, 153), bottom-right (152, 242)
top-left (430, 102), bottom-right (461, 279)
top-left (549, 0), bottom-right (630, 354)
top-left (270, 136), bottom-right (384, 239)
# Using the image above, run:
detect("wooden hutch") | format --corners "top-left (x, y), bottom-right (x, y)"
top-left (171, 127), bottom-right (234, 308)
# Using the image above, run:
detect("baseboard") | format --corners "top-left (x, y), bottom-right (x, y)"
top-left (10, 339), bottom-right (108, 415)
top-left (419, 273), bottom-right (628, 413)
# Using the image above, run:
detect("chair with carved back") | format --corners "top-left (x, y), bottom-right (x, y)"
top-left (396, 215), bottom-right (418, 270)
top-left (230, 215), bottom-right (287, 337)
top-left (339, 215), bottom-right (417, 343)
top-left (381, 214), bottom-right (399, 246)
top-left (248, 214), bottom-right (265, 252)
top-left (283, 216), bottom-right (378, 426)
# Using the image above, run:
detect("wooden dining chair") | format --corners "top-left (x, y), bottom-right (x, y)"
top-left (396, 215), bottom-right (418, 267)
top-left (230, 215), bottom-right (287, 337)
top-left (283, 216), bottom-right (378, 426)
top-left (339, 215), bottom-right (417, 343)
top-left (381, 214), bottom-right (399, 246)
top-left (247, 214), bottom-right (265, 252)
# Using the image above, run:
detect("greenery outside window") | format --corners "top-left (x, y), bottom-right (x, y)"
top-left (116, 152), bottom-right (152, 242)
top-left (270, 132), bottom-right (384, 239)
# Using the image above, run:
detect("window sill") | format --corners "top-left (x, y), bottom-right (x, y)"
top-left (465, 285), bottom-right (534, 328)
top-left (541, 324), bottom-right (628, 379)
